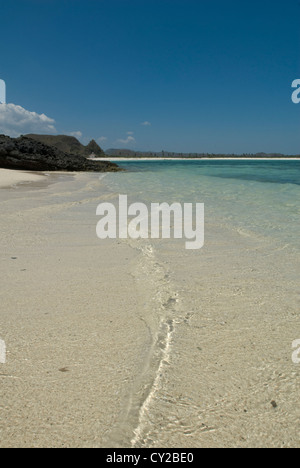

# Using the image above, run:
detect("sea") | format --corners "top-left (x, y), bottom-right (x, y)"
top-left (99, 160), bottom-right (300, 448)
top-left (104, 160), bottom-right (300, 251)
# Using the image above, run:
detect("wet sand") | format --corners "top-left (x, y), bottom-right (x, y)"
top-left (0, 173), bottom-right (150, 448)
top-left (129, 228), bottom-right (300, 448)
top-left (0, 171), bottom-right (299, 448)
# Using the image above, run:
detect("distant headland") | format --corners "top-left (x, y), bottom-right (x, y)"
top-left (26, 134), bottom-right (106, 159)
top-left (0, 134), bottom-right (120, 172)
top-left (105, 149), bottom-right (300, 159)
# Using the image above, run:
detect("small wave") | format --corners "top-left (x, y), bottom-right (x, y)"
top-left (112, 239), bottom-right (181, 448)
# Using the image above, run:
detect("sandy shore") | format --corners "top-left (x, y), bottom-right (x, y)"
top-left (0, 170), bottom-right (299, 448)
top-left (0, 169), bottom-right (47, 189)
top-left (0, 172), bottom-right (151, 448)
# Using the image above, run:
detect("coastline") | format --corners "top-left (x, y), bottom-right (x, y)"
top-left (92, 157), bottom-right (300, 162)
top-left (1, 0), bottom-right (299, 450)
top-left (100, 162), bottom-right (300, 448)
top-left (0, 167), bottom-right (299, 448)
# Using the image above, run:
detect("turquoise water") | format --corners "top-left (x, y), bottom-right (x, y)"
top-left (100, 160), bottom-right (300, 447)
top-left (103, 160), bottom-right (300, 251)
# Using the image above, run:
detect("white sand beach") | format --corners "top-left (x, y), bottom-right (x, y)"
top-left (0, 169), bottom-right (299, 448)
top-left (0, 169), bottom-right (47, 189)
top-left (1, 0), bottom-right (299, 450)
top-left (0, 172), bottom-right (151, 448)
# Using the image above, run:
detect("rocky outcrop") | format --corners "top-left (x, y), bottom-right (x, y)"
top-left (85, 139), bottom-right (104, 157)
top-left (0, 135), bottom-right (120, 172)
top-left (26, 134), bottom-right (106, 158)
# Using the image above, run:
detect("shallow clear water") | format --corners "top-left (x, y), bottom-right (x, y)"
top-left (103, 160), bottom-right (300, 447)
top-left (104, 160), bottom-right (300, 251)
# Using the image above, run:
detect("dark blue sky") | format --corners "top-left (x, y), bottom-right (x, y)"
top-left (0, 0), bottom-right (299, 153)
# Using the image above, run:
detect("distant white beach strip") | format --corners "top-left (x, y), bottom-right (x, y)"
top-left (91, 157), bottom-right (300, 162)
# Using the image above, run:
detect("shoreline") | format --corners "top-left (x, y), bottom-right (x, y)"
top-left (0, 169), bottom-right (299, 448)
top-left (0, 173), bottom-right (150, 448)
top-left (91, 157), bottom-right (300, 162)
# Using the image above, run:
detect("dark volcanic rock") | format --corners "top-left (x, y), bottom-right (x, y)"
top-left (0, 135), bottom-right (120, 172)
top-left (26, 134), bottom-right (106, 158)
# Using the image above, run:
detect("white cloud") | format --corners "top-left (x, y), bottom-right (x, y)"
top-left (0, 103), bottom-right (57, 137)
top-left (141, 121), bottom-right (151, 126)
top-left (127, 131), bottom-right (134, 135)
top-left (68, 131), bottom-right (83, 139)
top-left (97, 136), bottom-right (108, 143)
top-left (116, 135), bottom-right (136, 145)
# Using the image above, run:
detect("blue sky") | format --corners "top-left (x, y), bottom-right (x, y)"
top-left (0, 0), bottom-right (299, 153)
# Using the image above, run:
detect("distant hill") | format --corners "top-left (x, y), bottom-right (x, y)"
top-left (0, 135), bottom-right (120, 172)
top-left (26, 135), bottom-right (105, 158)
top-left (105, 149), bottom-right (299, 159)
